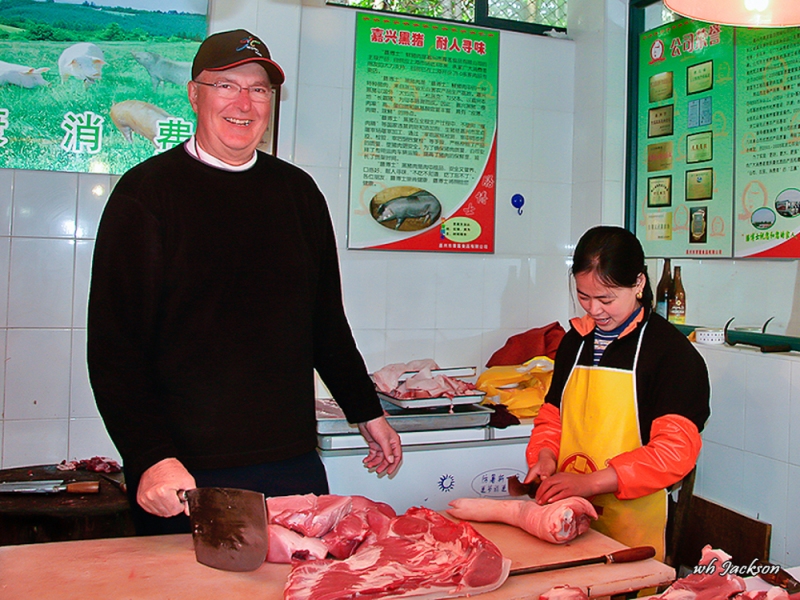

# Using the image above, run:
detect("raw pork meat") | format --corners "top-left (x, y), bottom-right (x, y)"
top-left (446, 496), bottom-right (597, 544)
top-left (283, 506), bottom-right (511, 600)
top-left (267, 524), bottom-right (329, 563)
top-left (656, 546), bottom-right (746, 599)
top-left (266, 494), bottom-right (397, 561)
top-left (539, 585), bottom-right (590, 599)
top-left (737, 591), bottom-right (790, 599)
top-left (373, 360), bottom-right (440, 393)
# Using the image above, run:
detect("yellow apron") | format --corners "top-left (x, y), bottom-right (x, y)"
top-left (558, 332), bottom-right (667, 562)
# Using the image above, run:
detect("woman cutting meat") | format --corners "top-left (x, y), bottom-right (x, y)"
top-left (524, 225), bottom-right (710, 561)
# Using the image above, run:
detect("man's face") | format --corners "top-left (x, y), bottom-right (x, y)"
top-left (188, 62), bottom-right (272, 165)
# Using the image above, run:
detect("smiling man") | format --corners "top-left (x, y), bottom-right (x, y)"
top-left (87, 29), bottom-right (402, 535)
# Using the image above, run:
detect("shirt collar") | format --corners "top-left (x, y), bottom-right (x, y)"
top-left (184, 135), bottom-right (257, 171)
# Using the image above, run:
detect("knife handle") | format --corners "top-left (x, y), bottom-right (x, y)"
top-left (65, 481), bottom-right (100, 494)
top-left (606, 546), bottom-right (656, 564)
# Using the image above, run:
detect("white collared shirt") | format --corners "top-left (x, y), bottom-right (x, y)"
top-left (184, 135), bottom-right (257, 171)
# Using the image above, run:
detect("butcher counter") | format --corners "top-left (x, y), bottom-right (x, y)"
top-left (0, 521), bottom-right (674, 599)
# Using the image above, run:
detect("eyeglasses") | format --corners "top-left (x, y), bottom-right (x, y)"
top-left (193, 80), bottom-right (272, 103)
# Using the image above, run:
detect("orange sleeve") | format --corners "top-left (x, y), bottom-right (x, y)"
top-left (608, 414), bottom-right (702, 500)
top-left (525, 402), bottom-right (562, 467)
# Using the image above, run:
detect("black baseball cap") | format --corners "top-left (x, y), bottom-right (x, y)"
top-left (192, 29), bottom-right (285, 85)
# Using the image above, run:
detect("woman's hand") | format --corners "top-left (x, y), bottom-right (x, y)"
top-left (535, 467), bottom-right (619, 505)
top-left (524, 448), bottom-right (558, 484)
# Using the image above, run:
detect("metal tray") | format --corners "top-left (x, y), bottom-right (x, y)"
top-left (316, 398), bottom-right (493, 434)
top-left (377, 390), bottom-right (486, 409)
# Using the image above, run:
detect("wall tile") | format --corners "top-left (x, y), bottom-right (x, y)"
top-left (529, 182), bottom-right (573, 256)
top-left (385, 258), bottom-right (437, 330)
top-left (787, 464), bottom-right (800, 566)
top-left (696, 441), bottom-right (744, 511)
top-left (2, 419), bottom-right (68, 469)
top-left (531, 109), bottom-right (573, 184)
top-left (434, 257), bottom-right (484, 329)
top-left (0, 238), bottom-right (10, 327)
top-left (294, 83), bottom-right (343, 168)
top-left (434, 329), bottom-right (484, 368)
top-left (0, 169), bottom-right (13, 237)
top-left (496, 105), bottom-right (534, 182)
top-left (792, 361), bottom-right (800, 466)
top-left (68, 418), bottom-right (121, 463)
top-left (5, 329), bottom-right (71, 420)
top-left (298, 6), bottom-right (350, 89)
top-left (12, 170), bottom-right (77, 238)
top-left (340, 257), bottom-right (388, 329)
top-left (73, 239), bottom-right (93, 329)
top-left (742, 453), bottom-right (788, 564)
top-left (384, 329), bottom-right (436, 365)
top-left (8, 238), bottom-right (75, 328)
top-left (745, 353), bottom-right (790, 461)
top-left (76, 173), bottom-right (110, 239)
top-left (350, 328), bottom-right (386, 374)
top-left (70, 329), bottom-right (97, 419)
top-left (528, 256), bottom-right (572, 328)
top-left (481, 257), bottom-right (531, 331)
top-left (697, 346), bottom-right (746, 449)
top-left (494, 179), bottom-right (534, 256)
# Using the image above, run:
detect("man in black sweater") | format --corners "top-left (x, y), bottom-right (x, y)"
top-left (87, 29), bottom-right (402, 535)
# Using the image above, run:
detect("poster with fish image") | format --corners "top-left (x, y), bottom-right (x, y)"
top-left (0, 0), bottom-right (207, 175)
top-left (347, 12), bottom-right (498, 253)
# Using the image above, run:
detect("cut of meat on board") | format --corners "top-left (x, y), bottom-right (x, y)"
top-left (268, 494), bottom-right (354, 538)
top-left (267, 525), bottom-right (328, 563)
top-left (283, 506), bottom-right (511, 600)
top-left (655, 546), bottom-right (748, 599)
top-left (538, 585), bottom-right (590, 599)
top-left (446, 496), bottom-right (597, 544)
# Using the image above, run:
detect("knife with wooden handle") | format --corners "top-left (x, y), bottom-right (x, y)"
top-left (0, 479), bottom-right (100, 494)
top-left (509, 546), bottom-right (656, 577)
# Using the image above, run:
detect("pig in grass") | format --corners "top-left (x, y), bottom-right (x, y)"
top-left (58, 42), bottom-right (105, 87)
top-left (131, 51), bottom-right (191, 91)
top-left (110, 100), bottom-right (171, 148)
top-left (375, 190), bottom-right (442, 230)
top-left (0, 61), bottom-right (49, 88)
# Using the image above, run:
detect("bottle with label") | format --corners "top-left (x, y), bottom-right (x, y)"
top-left (668, 265), bottom-right (686, 325)
top-left (655, 258), bottom-right (671, 318)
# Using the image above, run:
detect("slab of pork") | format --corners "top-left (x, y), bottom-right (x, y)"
top-left (283, 506), bottom-right (511, 600)
top-left (446, 496), bottom-right (597, 544)
top-left (538, 585), bottom-right (591, 599)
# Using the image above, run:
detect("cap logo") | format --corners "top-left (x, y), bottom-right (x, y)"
top-left (237, 36), bottom-right (263, 57)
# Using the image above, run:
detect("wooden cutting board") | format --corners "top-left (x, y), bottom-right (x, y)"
top-left (0, 524), bottom-right (674, 599)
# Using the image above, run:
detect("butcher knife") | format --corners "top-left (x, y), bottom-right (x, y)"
top-left (756, 562), bottom-right (800, 594)
top-left (0, 479), bottom-right (100, 494)
top-left (508, 546), bottom-right (656, 577)
top-left (180, 487), bottom-right (268, 572)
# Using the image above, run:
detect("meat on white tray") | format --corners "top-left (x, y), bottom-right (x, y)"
top-left (446, 496), bottom-right (597, 544)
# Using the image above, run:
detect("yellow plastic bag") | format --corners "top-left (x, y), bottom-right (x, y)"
top-left (476, 356), bottom-right (554, 419)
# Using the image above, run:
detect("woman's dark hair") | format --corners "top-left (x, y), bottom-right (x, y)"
top-left (571, 225), bottom-right (653, 308)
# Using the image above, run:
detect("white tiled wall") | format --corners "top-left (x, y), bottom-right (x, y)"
top-left (695, 343), bottom-right (800, 567)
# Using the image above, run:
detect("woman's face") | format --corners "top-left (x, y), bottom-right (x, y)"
top-left (574, 270), bottom-right (645, 331)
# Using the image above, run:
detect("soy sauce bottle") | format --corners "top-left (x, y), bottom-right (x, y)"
top-left (655, 258), bottom-right (671, 318)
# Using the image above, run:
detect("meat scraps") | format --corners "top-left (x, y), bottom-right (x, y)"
top-left (446, 496), bottom-right (597, 544)
top-left (56, 456), bottom-right (122, 473)
top-left (283, 506), bottom-right (510, 600)
top-left (539, 585), bottom-right (590, 599)
top-left (655, 546), bottom-right (758, 599)
top-left (372, 360), bottom-right (482, 400)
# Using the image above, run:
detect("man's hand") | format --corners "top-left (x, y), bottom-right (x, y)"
top-left (137, 457), bottom-right (196, 517)
top-left (357, 416), bottom-right (402, 475)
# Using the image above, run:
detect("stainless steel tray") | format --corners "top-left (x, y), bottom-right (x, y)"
top-left (316, 398), bottom-right (493, 434)
top-left (377, 390), bottom-right (486, 409)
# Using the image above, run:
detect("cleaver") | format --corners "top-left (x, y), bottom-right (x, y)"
top-left (180, 487), bottom-right (269, 572)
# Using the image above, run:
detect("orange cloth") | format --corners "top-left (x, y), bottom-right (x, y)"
top-left (486, 322), bottom-right (565, 367)
top-left (525, 402), bottom-right (562, 466)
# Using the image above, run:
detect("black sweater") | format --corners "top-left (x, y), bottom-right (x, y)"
top-left (87, 146), bottom-right (382, 480)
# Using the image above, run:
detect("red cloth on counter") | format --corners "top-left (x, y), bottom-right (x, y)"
top-left (486, 322), bottom-right (565, 367)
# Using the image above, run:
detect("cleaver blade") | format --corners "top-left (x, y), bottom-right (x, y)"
top-left (183, 487), bottom-right (268, 572)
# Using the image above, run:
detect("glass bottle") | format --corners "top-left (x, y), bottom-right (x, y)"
top-left (655, 258), bottom-right (671, 318)
top-left (668, 266), bottom-right (686, 325)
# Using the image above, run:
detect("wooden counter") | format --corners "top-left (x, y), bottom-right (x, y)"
top-left (0, 523), bottom-right (675, 599)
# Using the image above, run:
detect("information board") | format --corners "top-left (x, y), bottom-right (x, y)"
top-left (347, 13), bottom-right (499, 253)
top-left (635, 19), bottom-right (735, 258)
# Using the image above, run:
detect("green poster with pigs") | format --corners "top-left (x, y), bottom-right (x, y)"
top-left (347, 12), bottom-right (498, 253)
top-left (0, 0), bottom-right (207, 175)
